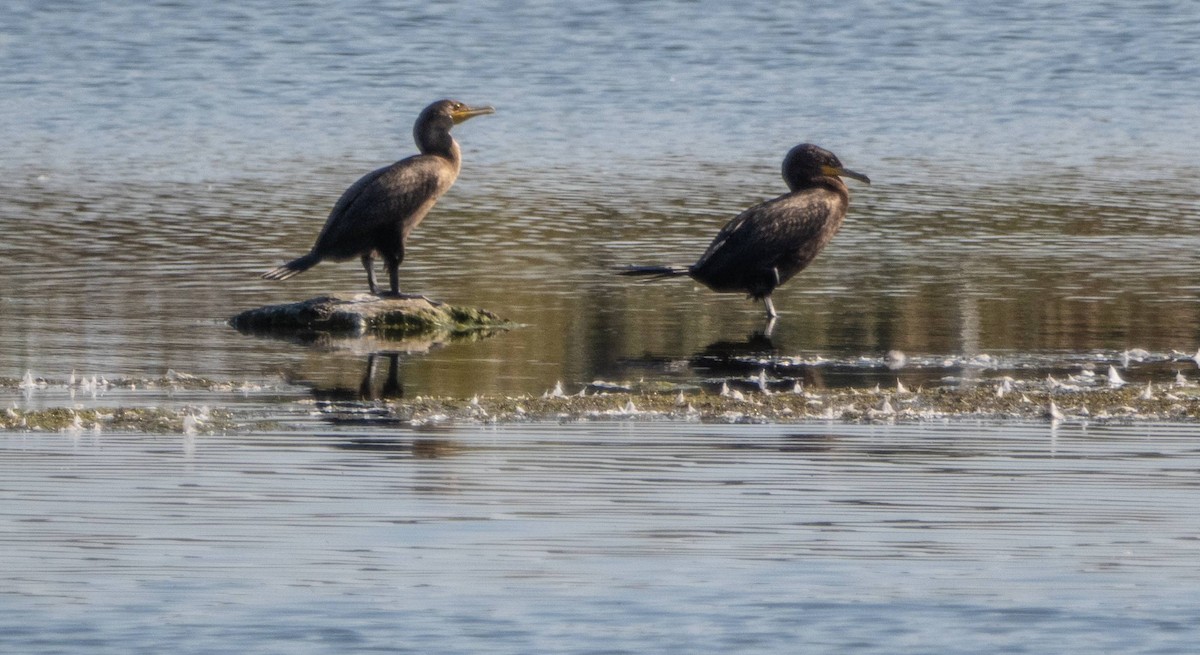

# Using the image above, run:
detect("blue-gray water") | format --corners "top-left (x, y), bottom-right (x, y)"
top-left (3, 1), bottom-right (1200, 652)
top-left (3, 421), bottom-right (1200, 654)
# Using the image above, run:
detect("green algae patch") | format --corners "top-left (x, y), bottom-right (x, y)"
top-left (229, 295), bottom-right (513, 339)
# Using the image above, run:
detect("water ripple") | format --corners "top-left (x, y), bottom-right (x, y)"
top-left (3, 422), bottom-right (1200, 651)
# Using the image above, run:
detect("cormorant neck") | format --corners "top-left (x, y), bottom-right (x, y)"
top-left (788, 175), bottom-right (848, 197)
top-left (414, 124), bottom-right (462, 169)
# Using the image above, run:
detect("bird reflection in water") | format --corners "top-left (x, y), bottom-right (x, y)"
top-left (614, 332), bottom-right (843, 393)
top-left (309, 352), bottom-right (405, 403)
top-left (360, 352), bottom-right (404, 399)
top-left (687, 333), bottom-right (820, 392)
top-left (306, 353), bottom-right (465, 460)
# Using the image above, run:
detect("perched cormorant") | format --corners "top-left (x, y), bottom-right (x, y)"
top-left (263, 99), bottom-right (495, 296)
top-left (621, 143), bottom-right (869, 325)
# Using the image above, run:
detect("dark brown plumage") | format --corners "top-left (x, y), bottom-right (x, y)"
top-left (263, 99), bottom-right (494, 296)
top-left (621, 143), bottom-right (869, 323)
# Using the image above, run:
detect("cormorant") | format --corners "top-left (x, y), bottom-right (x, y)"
top-left (263, 99), bottom-right (495, 296)
top-left (621, 143), bottom-right (869, 325)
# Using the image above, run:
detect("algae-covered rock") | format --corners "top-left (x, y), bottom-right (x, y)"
top-left (229, 295), bottom-right (512, 339)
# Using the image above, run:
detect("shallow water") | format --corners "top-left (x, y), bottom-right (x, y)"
top-left (3, 1), bottom-right (1200, 397)
top-left (4, 2), bottom-right (1200, 651)
top-left (3, 421), bottom-right (1200, 653)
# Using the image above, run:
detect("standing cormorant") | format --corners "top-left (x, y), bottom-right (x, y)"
top-left (263, 99), bottom-right (495, 296)
top-left (621, 143), bottom-right (869, 327)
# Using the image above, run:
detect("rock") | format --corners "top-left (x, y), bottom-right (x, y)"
top-left (229, 294), bottom-right (512, 340)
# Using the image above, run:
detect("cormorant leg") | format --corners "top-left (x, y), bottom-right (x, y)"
top-left (382, 253), bottom-right (443, 305)
top-left (387, 257), bottom-right (401, 296)
top-left (362, 254), bottom-right (379, 295)
top-left (760, 269), bottom-right (780, 327)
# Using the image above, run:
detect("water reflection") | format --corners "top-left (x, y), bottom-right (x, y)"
top-left (623, 329), bottom-right (1200, 396)
top-left (2, 168), bottom-right (1199, 397)
top-left (228, 302), bottom-right (510, 401)
top-left (309, 352), bottom-right (404, 402)
top-left (333, 433), bottom-right (467, 460)
top-left (231, 322), bottom-right (458, 353)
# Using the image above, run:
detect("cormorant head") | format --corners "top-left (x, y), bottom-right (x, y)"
top-left (418, 99), bottom-right (496, 130)
top-left (413, 99), bottom-right (495, 156)
top-left (782, 143), bottom-right (870, 191)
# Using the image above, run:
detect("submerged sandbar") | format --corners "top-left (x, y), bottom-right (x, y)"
top-left (5, 371), bottom-right (1199, 433)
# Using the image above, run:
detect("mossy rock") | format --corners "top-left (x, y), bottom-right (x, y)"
top-left (230, 295), bottom-right (513, 339)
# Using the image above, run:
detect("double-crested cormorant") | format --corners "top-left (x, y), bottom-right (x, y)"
top-left (263, 99), bottom-right (495, 296)
top-left (621, 143), bottom-right (869, 323)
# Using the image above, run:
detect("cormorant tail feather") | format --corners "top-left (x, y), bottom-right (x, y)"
top-left (262, 253), bottom-right (320, 281)
top-left (617, 264), bottom-right (690, 280)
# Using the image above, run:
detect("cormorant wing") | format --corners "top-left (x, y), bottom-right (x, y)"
top-left (691, 189), bottom-right (844, 292)
top-left (313, 155), bottom-right (447, 251)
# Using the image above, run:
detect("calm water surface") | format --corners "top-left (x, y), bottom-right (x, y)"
top-left (2, 0), bottom-right (1199, 395)
top-left (3, 421), bottom-right (1200, 653)
top-left (3, 1), bottom-right (1200, 651)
